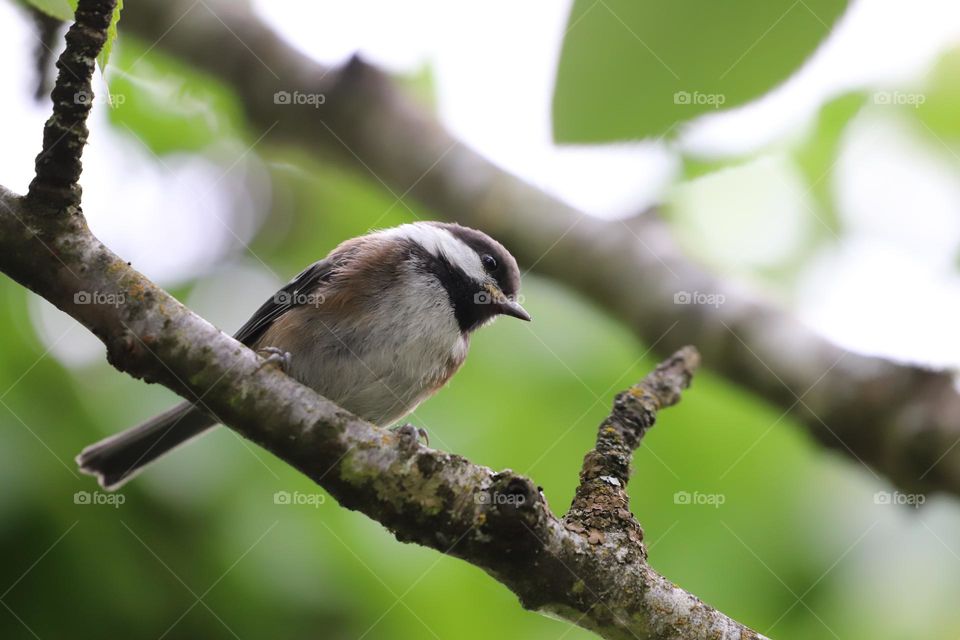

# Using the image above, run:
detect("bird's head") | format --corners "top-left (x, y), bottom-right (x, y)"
top-left (384, 221), bottom-right (530, 333)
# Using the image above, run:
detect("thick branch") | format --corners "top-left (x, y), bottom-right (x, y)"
top-left (118, 0), bottom-right (960, 497)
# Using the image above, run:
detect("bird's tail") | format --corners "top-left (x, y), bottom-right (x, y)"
top-left (76, 402), bottom-right (216, 490)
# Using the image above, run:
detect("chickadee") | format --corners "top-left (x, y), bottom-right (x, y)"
top-left (77, 222), bottom-right (530, 489)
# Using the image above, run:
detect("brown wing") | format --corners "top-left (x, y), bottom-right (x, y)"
top-left (233, 259), bottom-right (337, 346)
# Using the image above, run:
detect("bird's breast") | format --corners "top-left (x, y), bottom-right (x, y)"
top-left (262, 277), bottom-right (468, 426)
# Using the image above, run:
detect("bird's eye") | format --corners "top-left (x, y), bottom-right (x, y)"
top-left (481, 254), bottom-right (497, 271)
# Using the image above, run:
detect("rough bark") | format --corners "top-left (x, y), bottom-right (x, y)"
top-left (117, 0), bottom-right (960, 498)
top-left (27, 0), bottom-right (114, 209)
top-left (0, 2), bottom-right (768, 638)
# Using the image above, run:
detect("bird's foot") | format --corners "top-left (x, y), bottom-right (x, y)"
top-left (257, 346), bottom-right (292, 372)
top-left (390, 423), bottom-right (430, 447)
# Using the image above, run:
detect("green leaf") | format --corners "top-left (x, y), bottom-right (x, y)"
top-left (553, 0), bottom-right (850, 142)
top-left (21, 0), bottom-right (74, 21)
top-left (395, 63), bottom-right (437, 112)
top-left (792, 92), bottom-right (866, 236)
top-left (913, 47), bottom-right (960, 140)
top-left (97, 0), bottom-right (122, 71)
top-left (680, 155), bottom-right (751, 181)
top-left (106, 36), bottom-right (247, 155)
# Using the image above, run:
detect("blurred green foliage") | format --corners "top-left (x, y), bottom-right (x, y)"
top-left (792, 92), bottom-right (866, 235)
top-left (106, 38), bottom-right (248, 155)
top-left (667, 92), bottom-right (867, 288)
top-left (914, 47), bottom-right (960, 141)
top-left (552, 0), bottom-right (849, 141)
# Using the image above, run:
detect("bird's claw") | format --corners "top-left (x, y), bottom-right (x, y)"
top-left (257, 347), bottom-right (292, 372)
top-left (391, 423), bottom-right (429, 447)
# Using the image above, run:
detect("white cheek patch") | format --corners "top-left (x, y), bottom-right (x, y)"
top-left (383, 223), bottom-right (487, 282)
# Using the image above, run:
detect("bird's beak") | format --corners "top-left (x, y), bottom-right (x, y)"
top-left (486, 284), bottom-right (532, 321)
top-left (499, 297), bottom-right (531, 321)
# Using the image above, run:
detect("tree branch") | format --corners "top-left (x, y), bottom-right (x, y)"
top-left (566, 347), bottom-right (699, 548)
top-left (27, 0), bottom-right (115, 210)
top-left (118, 0), bottom-right (960, 498)
top-left (0, 5), bottom-right (769, 639)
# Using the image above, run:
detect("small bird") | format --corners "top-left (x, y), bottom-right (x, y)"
top-left (77, 222), bottom-right (530, 489)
